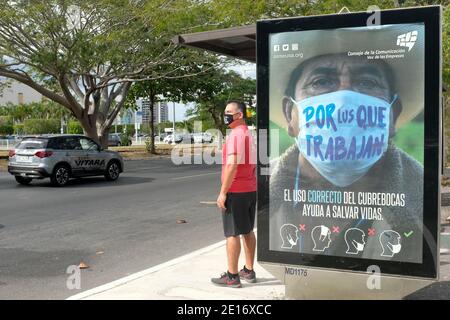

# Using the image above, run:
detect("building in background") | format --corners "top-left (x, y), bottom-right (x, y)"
top-left (141, 99), bottom-right (169, 124)
top-left (131, 98), bottom-right (169, 124)
top-left (0, 80), bottom-right (43, 105)
top-left (158, 101), bottom-right (169, 123)
top-left (113, 98), bottom-right (170, 132)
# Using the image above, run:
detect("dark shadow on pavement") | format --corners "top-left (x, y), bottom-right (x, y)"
top-left (10, 176), bottom-right (155, 189)
top-left (404, 281), bottom-right (450, 300)
top-left (0, 247), bottom-right (91, 278)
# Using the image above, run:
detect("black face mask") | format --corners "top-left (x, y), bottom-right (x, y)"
top-left (224, 113), bottom-right (240, 126)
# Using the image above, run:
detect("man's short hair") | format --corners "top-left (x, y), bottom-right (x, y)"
top-left (226, 100), bottom-right (246, 119)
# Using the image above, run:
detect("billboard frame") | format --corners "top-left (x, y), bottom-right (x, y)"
top-left (256, 5), bottom-right (442, 280)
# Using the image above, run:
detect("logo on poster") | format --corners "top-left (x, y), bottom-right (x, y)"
top-left (396, 31), bottom-right (418, 52)
top-left (273, 43), bottom-right (300, 52)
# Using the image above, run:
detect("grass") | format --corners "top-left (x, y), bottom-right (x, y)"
top-left (393, 121), bottom-right (424, 165)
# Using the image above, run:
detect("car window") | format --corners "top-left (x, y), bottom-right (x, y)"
top-left (62, 137), bottom-right (82, 150)
top-left (16, 139), bottom-right (48, 150)
top-left (80, 138), bottom-right (99, 151)
top-left (47, 137), bottom-right (65, 150)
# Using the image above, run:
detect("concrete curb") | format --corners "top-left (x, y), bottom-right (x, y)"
top-left (66, 239), bottom-right (226, 300)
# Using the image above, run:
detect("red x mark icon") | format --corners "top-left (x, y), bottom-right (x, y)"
top-left (332, 226), bottom-right (340, 233)
top-left (368, 228), bottom-right (376, 236)
top-left (299, 224), bottom-right (306, 231)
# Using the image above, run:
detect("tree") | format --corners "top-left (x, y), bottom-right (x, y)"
top-left (209, 0), bottom-right (449, 86)
top-left (124, 55), bottom-right (220, 153)
top-left (0, 100), bottom-right (73, 123)
top-left (0, 0), bottom-right (218, 147)
top-left (185, 69), bottom-right (256, 134)
top-left (0, 74), bottom-right (11, 97)
top-left (125, 81), bottom-right (161, 154)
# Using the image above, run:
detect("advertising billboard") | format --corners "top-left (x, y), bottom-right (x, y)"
top-left (257, 6), bottom-right (441, 279)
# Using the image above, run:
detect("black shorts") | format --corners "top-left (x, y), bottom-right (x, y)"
top-left (222, 191), bottom-right (256, 238)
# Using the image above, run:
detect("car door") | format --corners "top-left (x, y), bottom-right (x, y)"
top-left (63, 136), bottom-right (88, 176)
top-left (79, 137), bottom-right (106, 174)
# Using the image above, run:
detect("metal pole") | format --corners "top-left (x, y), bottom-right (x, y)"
top-left (135, 110), bottom-right (138, 145)
top-left (172, 101), bottom-right (176, 145)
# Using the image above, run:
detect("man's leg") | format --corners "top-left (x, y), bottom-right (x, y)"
top-left (226, 235), bottom-right (241, 274)
top-left (211, 193), bottom-right (242, 287)
top-left (242, 230), bottom-right (256, 270)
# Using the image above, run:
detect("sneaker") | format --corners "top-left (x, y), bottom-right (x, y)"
top-left (239, 266), bottom-right (256, 283)
top-left (211, 272), bottom-right (242, 288)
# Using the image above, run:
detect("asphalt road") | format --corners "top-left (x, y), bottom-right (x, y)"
top-left (0, 157), bottom-right (224, 299)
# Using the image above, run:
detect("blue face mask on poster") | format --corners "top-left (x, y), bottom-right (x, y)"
top-left (292, 90), bottom-right (396, 187)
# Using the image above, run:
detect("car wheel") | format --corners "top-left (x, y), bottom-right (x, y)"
top-left (15, 176), bottom-right (32, 185)
top-left (50, 164), bottom-right (70, 187)
top-left (105, 161), bottom-right (120, 181)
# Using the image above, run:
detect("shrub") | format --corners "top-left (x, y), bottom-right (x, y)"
top-left (13, 124), bottom-right (24, 135)
top-left (23, 119), bottom-right (60, 134)
top-left (121, 133), bottom-right (131, 146)
top-left (68, 120), bottom-right (84, 134)
top-left (0, 116), bottom-right (13, 135)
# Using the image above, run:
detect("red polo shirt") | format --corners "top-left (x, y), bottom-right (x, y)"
top-left (221, 124), bottom-right (257, 193)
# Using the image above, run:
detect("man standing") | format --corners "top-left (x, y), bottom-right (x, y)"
top-left (211, 100), bottom-right (257, 288)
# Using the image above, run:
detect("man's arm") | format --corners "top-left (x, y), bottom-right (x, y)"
top-left (217, 154), bottom-right (238, 210)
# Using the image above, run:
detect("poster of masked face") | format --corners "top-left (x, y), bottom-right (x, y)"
top-left (268, 24), bottom-right (425, 264)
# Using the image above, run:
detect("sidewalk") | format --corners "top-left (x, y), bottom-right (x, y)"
top-left (67, 239), bottom-right (285, 300)
top-left (67, 222), bottom-right (450, 300)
